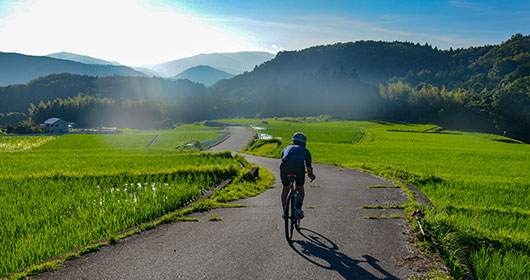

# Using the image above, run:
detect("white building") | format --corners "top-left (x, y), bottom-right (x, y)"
top-left (42, 118), bottom-right (69, 133)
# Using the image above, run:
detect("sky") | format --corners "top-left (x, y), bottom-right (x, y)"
top-left (0, 0), bottom-right (528, 66)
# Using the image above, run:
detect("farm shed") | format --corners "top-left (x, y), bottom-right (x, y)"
top-left (42, 118), bottom-right (69, 133)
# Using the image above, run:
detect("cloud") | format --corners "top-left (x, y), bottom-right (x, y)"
top-left (448, 0), bottom-right (492, 12)
top-left (202, 13), bottom-right (477, 49)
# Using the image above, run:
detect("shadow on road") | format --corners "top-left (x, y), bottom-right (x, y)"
top-left (289, 228), bottom-right (400, 280)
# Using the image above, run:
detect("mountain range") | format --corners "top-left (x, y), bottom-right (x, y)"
top-left (0, 52), bottom-right (144, 86)
top-left (0, 51), bottom-right (274, 87)
top-left (172, 65), bottom-right (234, 86)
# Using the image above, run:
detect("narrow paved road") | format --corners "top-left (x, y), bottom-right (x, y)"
top-left (41, 127), bottom-right (416, 279)
top-left (209, 126), bottom-right (255, 152)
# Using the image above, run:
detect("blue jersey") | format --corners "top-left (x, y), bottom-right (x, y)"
top-left (281, 145), bottom-right (312, 168)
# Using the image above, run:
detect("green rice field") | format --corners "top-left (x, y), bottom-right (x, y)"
top-left (35, 131), bottom-right (222, 150)
top-left (0, 130), bottom-right (235, 276)
top-left (238, 118), bottom-right (530, 279)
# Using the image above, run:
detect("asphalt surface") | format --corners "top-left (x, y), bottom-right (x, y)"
top-left (41, 127), bottom-right (415, 280)
top-left (209, 126), bottom-right (255, 152)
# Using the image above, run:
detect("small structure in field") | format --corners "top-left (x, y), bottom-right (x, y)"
top-left (42, 117), bottom-right (69, 134)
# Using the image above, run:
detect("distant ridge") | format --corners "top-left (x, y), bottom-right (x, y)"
top-left (47, 52), bottom-right (122, 66)
top-left (0, 52), bottom-right (144, 86)
top-left (173, 65), bottom-right (234, 86)
top-left (133, 67), bottom-right (164, 77)
top-left (150, 51), bottom-right (275, 77)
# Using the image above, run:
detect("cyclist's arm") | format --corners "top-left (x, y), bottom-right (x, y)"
top-left (305, 150), bottom-right (315, 180)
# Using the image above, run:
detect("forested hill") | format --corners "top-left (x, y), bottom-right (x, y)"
top-left (0, 74), bottom-right (206, 113)
top-left (173, 65), bottom-right (234, 86)
top-left (210, 34), bottom-right (530, 141)
top-left (210, 39), bottom-right (493, 99)
top-left (208, 39), bottom-right (482, 119)
top-left (0, 52), bottom-right (144, 86)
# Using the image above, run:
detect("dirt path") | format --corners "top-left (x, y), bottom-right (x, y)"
top-left (41, 127), bottom-right (417, 280)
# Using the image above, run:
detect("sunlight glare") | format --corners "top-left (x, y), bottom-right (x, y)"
top-left (0, 0), bottom-right (259, 65)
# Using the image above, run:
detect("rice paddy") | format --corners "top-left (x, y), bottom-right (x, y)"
top-left (0, 130), bottom-right (238, 276)
top-left (240, 118), bottom-right (530, 279)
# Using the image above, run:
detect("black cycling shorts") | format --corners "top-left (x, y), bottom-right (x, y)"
top-left (280, 160), bottom-right (305, 187)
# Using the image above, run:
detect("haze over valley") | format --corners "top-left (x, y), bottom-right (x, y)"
top-left (2, 34), bottom-right (529, 142)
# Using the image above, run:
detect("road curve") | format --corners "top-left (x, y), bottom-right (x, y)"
top-left (41, 127), bottom-right (416, 279)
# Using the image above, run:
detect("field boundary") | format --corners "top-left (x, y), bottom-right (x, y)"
top-left (400, 178), bottom-right (478, 279)
top-left (396, 179), bottom-right (433, 208)
top-left (201, 132), bottom-right (231, 149)
top-left (146, 133), bottom-right (161, 148)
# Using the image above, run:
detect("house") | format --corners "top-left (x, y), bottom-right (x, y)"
top-left (42, 118), bottom-right (69, 134)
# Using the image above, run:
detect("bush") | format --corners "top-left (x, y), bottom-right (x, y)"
top-left (6, 120), bottom-right (42, 134)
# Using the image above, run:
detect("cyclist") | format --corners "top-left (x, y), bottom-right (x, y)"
top-left (280, 132), bottom-right (315, 218)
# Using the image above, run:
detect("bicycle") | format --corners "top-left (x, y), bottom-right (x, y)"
top-left (284, 174), bottom-right (301, 242)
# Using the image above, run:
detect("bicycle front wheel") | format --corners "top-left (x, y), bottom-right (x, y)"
top-left (289, 193), bottom-right (296, 241)
top-left (284, 192), bottom-right (293, 241)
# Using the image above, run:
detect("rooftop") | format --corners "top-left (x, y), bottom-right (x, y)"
top-left (44, 117), bottom-right (62, 125)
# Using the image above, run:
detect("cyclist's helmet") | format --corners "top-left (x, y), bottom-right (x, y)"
top-left (292, 132), bottom-right (307, 145)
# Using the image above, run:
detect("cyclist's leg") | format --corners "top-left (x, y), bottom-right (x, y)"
top-left (295, 185), bottom-right (305, 202)
top-left (281, 185), bottom-right (290, 206)
top-left (295, 185), bottom-right (304, 210)
top-left (279, 161), bottom-right (291, 207)
top-left (294, 162), bottom-right (305, 215)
